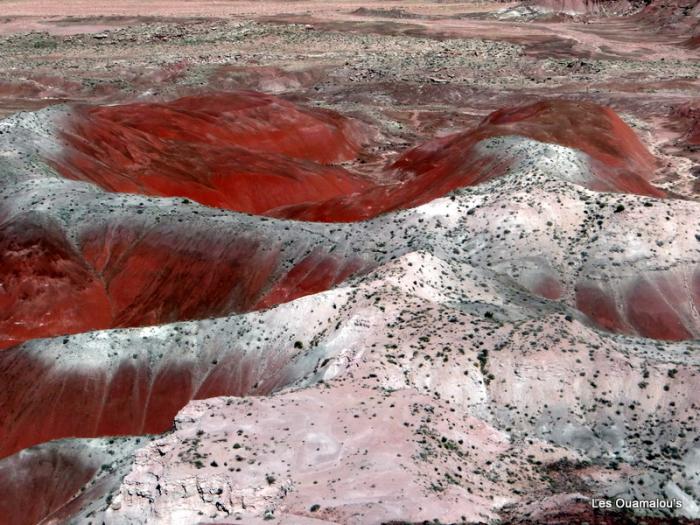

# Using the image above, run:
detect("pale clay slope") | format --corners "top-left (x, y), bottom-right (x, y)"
top-left (37, 232), bottom-right (700, 522)
top-left (0, 106), bottom-right (698, 523)
top-left (68, 248), bottom-right (700, 524)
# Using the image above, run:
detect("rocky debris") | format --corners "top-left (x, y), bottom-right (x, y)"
top-left (351, 7), bottom-right (425, 20)
top-left (523, 0), bottom-right (641, 16)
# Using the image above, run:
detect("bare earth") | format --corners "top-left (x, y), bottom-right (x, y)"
top-left (0, 1), bottom-right (699, 524)
top-left (0, 0), bottom-right (697, 191)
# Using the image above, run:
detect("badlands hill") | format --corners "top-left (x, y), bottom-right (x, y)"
top-left (0, 1), bottom-right (698, 524)
top-left (0, 91), bottom-right (699, 524)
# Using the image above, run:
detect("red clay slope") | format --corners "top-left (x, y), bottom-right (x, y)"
top-left (52, 91), bottom-right (373, 215)
top-left (0, 442), bottom-right (99, 525)
top-left (277, 99), bottom-right (663, 221)
top-left (0, 437), bottom-right (142, 525)
top-left (576, 268), bottom-right (700, 341)
top-left (4, 95), bottom-right (665, 348)
top-left (0, 216), bottom-right (112, 350)
top-left (0, 337), bottom-right (300, 459)
top-left (0, 213), bottom-right (370, 350)
top-left (394, 99), bottom-right (661, 196)
top-left (52, 95), bottom-right (663, 224)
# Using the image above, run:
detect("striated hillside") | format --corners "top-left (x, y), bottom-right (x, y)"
top-left (0, 2), bottom-right (699, 524)
top-left (0, 90), bottom-right (699, 524)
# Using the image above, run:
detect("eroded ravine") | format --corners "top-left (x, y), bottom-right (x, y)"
top-left (0, 86), bottom-right (699, 524)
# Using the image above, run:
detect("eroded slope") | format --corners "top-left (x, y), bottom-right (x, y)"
top-left (0, 90), bottom-right (699, 524)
